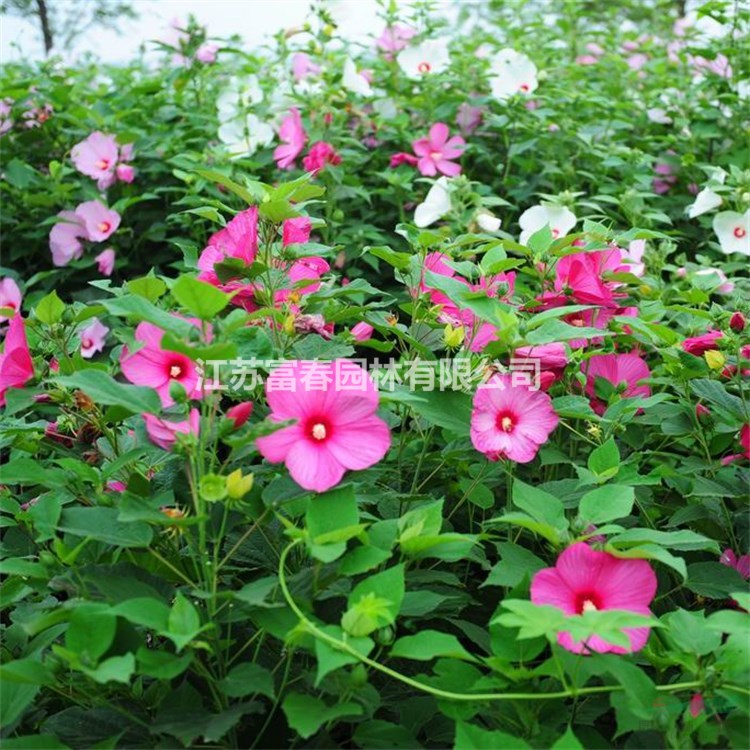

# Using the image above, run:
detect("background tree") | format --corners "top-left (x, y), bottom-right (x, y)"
top-left (0, 0), bottom-right (137, 55)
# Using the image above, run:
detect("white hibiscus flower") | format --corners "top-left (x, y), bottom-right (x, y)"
top-left (414, 177), bottom-right (453, 228)
top-left (713, 210), bottom-right (750, 256)
top-left (489, 49), bottom-right (538, 100)
top-left (519, 203), bottom-right (576, 245)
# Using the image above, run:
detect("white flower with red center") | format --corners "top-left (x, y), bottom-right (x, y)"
top-left (342, 58), bottom-right (373, 97)
top-left (79, 318), bottom-right (109, 359)
top-left (488, 49), bottom-right (538, 100)
top-left (713, 210), bottom-right (750, 256)
top-left (470, 372), bottom-right (559, 463)
top-left (519, 203), bottom-right (577, 245)
top-left (397, 39), bottom-right (451, 79)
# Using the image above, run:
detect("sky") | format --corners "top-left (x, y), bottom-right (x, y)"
top-left (0, 0), bottom-right (389, 64)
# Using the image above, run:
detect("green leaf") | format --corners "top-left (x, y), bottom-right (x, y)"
top-left (339, 546), bottom-right (391, 575)
top-left (66, 606), bottom-right (117, 663)
top-left (390, 630), bottom-right (477, 662)
top-left (282, 693), bottom-right (362, 740)
top-left (111, 598), bottom-right (171, 631)
top-left (56, 370), bottom-right (161, 415)
top-left (195, 168), bottom-right (266, 204)
top-left (685, 562), bottom-right (746, 599)
top-left (313, 625), bottom-right (374, 686)
top-left (690, 379), bottom-right (747, 420)
top-left (0, 681), bottom-right (40, 728)
top-left (0, 658), bottom-right (54, 686)
top-left (306, 484), bottom-right (359, 544)
top-left (353, 720), bottom-right (419, 750)
top-left (81, 654), bottom-right (135, 685)
top-left (344, 564), bottom-right (405, 636)
top-left (578, 485), bottom-right (635, 524)
top-left (35, 290), bottom-right (65, 325)
top-left (0, 737), bottom-right (68, 750)
top-left (482, 542), bottom-right (546, 588)
top-left (100, 296), bottom-right (195, 337)
top-left (167, 592), bottom-right (203, 652)
top-left (219, 663), bottom-right (275, 699)
top-left (609, 528), bottom-right (719, 553)
top-left (127, 276), bottom-right (167, 301)
top-left (172, 276), bottom-right (230, 320)
top-left (136, 647), bottom-right (192, 679)
top-left (551, 727), bottom-right (584, 750)
top-left (588, 438), bottom-right (620, 479)
top-left (454, 721), bottom-right (531, 749)
top-left (512, 480), bottom-right (568, 532)
top-left (58, 507), bottom-right (153, 548)
top-left (259, 199), bottom-right (299, 222)
top-left (662, 609), bottom-right (722, 656)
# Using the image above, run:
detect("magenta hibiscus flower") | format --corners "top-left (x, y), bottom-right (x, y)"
top-left (256, 360), bottom-right (391, 492)
top-left (470, 372), bottom-right (559, 463)
top-left (412, 123), bottom-right (465, 177)
top-left (121, 320), bottom-right (205, 407)
top-left (583, 352), bottom-right (651, 414)
top-left (0, 314), bottom-right (34, 407)
top-left (531, 542), bottom-right (657, 654)
top-left (274, 108), bottom-right (307, 170)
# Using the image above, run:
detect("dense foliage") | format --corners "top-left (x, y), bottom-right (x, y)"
top-left (1, 1), bottom-right (749, 748)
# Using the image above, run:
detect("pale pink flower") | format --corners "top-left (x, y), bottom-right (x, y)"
top-left (621, 240), bottom-right (646, 276)
top-left (293, 313), bottom-right (333, 339)
top-left (470, 372), bottom-right (558, 463)
top-left (456, 102), bottom-right (483, 135)
top-left (302, 141), bottom-right (341, 174)
top-left (652, 160), bottom-right (677, 194)
top-left (376, 24), bottom-right (416, 54)
top-left (690, 53), bottom-right (732, 79)
top-left (75, 201), bottom-right (120, 242)
top-left (49, 210), bottom-right (87, 267)
top-left (256, 360), bottom-right (391, 492)
top-left (71, 131), bottom-right (118, 189)
top-left (0, 314), bottom-right (34, 407)
top-left (531, 542), bottom-right (657, 654)
top-left (351, 322), bottom-right (374, 342)
top-left (144, 409), bottom-right (200, 451)
top-left (583, 353), bottom-right (651, 415)
top-left (0, 278), bottom-right (22, 322)
top-left (95, 248), bottom-right (116, 276)
top-left (274, 108), bottom-right (307, 170)
top-left (195, 43), bottom-right (218, 64)
top-left (292, 52), bottom-right (321, 81)
top-left (121, 320), bottom-right (204, 407)
top-left (79, 318), bottom-right (109, 359)
top-left (626, 53), bottom-right (648, 71)
top-left (412, 123), bottom-right (465, 177)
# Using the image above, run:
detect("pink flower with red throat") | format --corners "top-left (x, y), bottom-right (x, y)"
top-left (274, 108), bottom-right (307, 170)
top-left (0, 314), bottom-right (34, 407)
top-left (531, 542), bottom-right (657, 654)
top-left (121, 320), bottom-right (205, 407)
top-left (75, 201), bottom-right (120, 242)
top-left (513, 343), bottom-right (568, 389)
top-left (71, 131), bottom-right (119, 189)
top-left (302, 141), bottom-right (341, 174)
top-left (682, 330), bottom-right (723, 356)
top-left (470, 372), bottom-right (559, 463)
top-left (583, 352), bottom-right (651, 415)
top-left (49, 210), bottom-right (87, 267)
top-left (553, 247), bottom-right (626, 307)
top-left (0, 278), bottom-right (22, 322)
top-left (143, 409), bottom-right (200, 451)
top-left (256, 360), bottom-right (391, 492)
top-left (412, 123), bottom-right (465, 177)
top-left (79, 318), bottom-right (109, 359)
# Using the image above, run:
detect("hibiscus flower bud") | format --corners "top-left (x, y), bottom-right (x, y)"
top-left (730, 312), bottom-right (746, 333)
top-left (227, 469), bottom-right (254, 499)
top-left (705, 350), bottom-right (726, 370)
top-left (695, 403), bottom-right (711, 420)
top-left (444, 324), bottom-right (465, 348)
top-left (226, 401), bottom-right (253, 429)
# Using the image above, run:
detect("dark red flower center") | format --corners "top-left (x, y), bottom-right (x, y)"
top-left (575, 592), bottom-right (603, 613)
top-left (96, 158), bottom-right (111, 170)
top-left (520, 83), bottom-right (530, 92)
top-left (82, 337), bottom-right (92, 349)
top-left (418, 61), bottom-right (431, 73)
top-left (304, 416), bottom-right (332, 442)
top-left (98, 221), bottom-right (111, 234)
top-left (734, 226), bottom-right (747, 238)
top-left (495, 410), bottom-right (516, 433)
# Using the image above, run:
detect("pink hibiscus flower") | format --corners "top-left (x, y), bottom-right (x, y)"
top-left (389, 152), bottom-right (419, 168)
top-left (0, 314), bottom-right (34, 407)
top-left (531, 542), bottom-right (657, 654)
top-left (226, 401), bottom-right (253, 429)
top-left (143, 409), bottom-right (200, 451)
top-left (95, 248), bottom-right (116, 276)
top-left (412, 123), bottom-right (465, 177)
top-left (71, 131), bottom-right (119, 189)
top-left (682, 330), bottom-right (723, 356)
top-left (0, 278), bottom-right (22, 322)
top-left (470, 372), bottom-right (559, 463)
top-left (282, 216), bottom-right (312, 246)
top-left (75, 201), bottom-right (120, 243)
top-left (256, 360), bottom-right (391, 492)
top-left (79, 318), bottom-right (109, 359)
top-left (121, 320), bottom-right (204, 407)
top-left (583, 352), bottom-right (651, 415)
top-left (292, 52), bottom-right (321, 81)
top-left (302, 141), bottom-right (341, 174)
top-left (49, 210), bottom-right (88, 267)
top-left (274, 108), bottom-right (307, 170)
top-left (553, 248), bottom-right (626, 307)
top-left (376, 24), bottom-right (416, 54)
